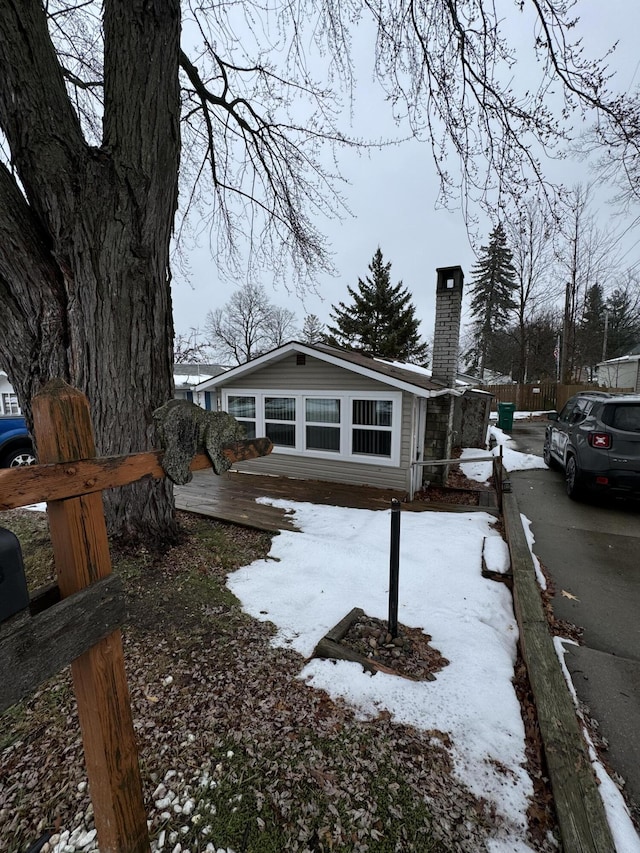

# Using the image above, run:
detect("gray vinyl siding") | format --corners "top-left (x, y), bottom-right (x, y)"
top-left (226, 354), bottom-right (394, 393)
top-left (232, 449), bottom-right (410, 491)
top-left (598, 361), bottom-right (639, 390)
top-left (219, 354), bottom-right (416, 491)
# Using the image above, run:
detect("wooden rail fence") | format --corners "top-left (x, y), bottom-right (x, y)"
top-left (0, 380), bottom-right (272, 853)
top-left (482, 382), bottom-right (634, 412)
top-left (412, 447), bottom-right (504, 509)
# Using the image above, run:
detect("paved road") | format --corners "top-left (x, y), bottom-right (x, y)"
top-left (507, 420), bottom-right (640, 824)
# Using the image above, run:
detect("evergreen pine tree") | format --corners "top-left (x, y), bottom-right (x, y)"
top-left (325, 248), bottom-right (429, 364)
top-left (577, 283), bottom-right (606, 378)
top-left (465, 223), bottom-right (517, 378)
top-left (300, 314), bottom-right (325, 344)
top-left (605, 286), bottom-right (640, 358)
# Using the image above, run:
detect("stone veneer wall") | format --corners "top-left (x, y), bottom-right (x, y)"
top-left (431, 283), bottom-right (463, 387)
top-left (421, 395), bottom-right (453, 486)
top-left (453, 390), bottom-right (492, 448)
top-left (423, 266), bottom-right (465, 486)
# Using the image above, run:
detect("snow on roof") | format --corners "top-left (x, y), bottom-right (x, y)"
top-left (598, 353), bottom-right (640, 366)
top-left (373, 357), bottom-right (474, 387)
top-left (173, 363), bottom-right (227, 388)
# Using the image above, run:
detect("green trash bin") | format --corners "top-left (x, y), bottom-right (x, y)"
top-left (497, 402), bottom-right (516, 432)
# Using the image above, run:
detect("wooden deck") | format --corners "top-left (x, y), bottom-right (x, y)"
top-left (174, 470), bottom-right (498, 532)
top-left (174, 470), bottom-right (409, 532)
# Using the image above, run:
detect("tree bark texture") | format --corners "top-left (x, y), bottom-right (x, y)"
top-left (0, 0), bottom-right (181, 540)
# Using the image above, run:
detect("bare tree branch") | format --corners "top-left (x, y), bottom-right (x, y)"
top-left (0, 1), bottom-right (87, 226)
top-left (204, 283), bottom-right (297, 364)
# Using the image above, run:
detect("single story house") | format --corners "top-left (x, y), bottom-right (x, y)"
top-left (195, 340), bottom-right (491, 498)
top-left (597, 346), bottom-right (640, 392)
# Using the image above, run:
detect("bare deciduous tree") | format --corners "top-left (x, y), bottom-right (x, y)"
top-left (1, 0), bottom-right (638, 541)
top-left (173, 331), bottom-right (213, 364)
top-left (263, 306), bottom-right (300, 350)
top-left (205, 284), bottom-right (297, 365)
top-left (554, 185), bottom-right (617, 382)
top-left (577, 93), bottom-right (640, 210)
top-left (505, 198), bottom-right (557, 381)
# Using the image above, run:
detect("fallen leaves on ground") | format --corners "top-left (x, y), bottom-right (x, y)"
top-left (0, 510), bottom-right (559, 853)
top-left (560, 589), bottom-right (580, 601)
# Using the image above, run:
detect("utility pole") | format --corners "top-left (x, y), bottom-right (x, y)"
top-left (602, 311), bottom-right (609, 363)
top-left (560, 281), bottom-right (572, 384)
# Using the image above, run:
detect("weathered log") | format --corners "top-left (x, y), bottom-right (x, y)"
top-left (313, 636), bottom-right (401, 677)
top-left (325, 607), bottom-right (365, 642)
top-left (0, 576), bottom-right (124, 713)
top-left (503, 490), bottom-right (615, 853)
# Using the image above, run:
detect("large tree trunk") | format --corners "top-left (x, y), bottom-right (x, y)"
top-left (0, 0), bottom-right (181, 543)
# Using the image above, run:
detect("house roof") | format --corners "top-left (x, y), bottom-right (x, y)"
top-left (597, 351), bottom-right (640, 367)
top-left (194, 342), bottom-right (464, 398)
top-left (373, 358), bottom-right (476, 388)
top-left (173, 363), bottom-right (227, 389)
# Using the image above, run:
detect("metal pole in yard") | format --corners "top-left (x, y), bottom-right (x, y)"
top-left (388, 498), bottom-right (401, 638)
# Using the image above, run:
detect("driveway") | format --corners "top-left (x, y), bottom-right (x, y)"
top-left (507, 419), bottom-right (640, 824)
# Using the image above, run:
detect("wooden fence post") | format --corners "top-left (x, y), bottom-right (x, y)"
top-left (32, 381), bottom-right (149, 853)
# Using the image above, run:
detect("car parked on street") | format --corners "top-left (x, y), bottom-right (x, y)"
top-left (543, 392), bottom-right (640, 499)
top-left (0, 415), bottom-right (36, 467)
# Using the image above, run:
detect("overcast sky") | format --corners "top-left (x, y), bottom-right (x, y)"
top-left (170, 0), bottom-right (640, 353)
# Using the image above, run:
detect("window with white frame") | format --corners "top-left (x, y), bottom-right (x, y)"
top-left (305, 398), bottom-right (341, 452)
top-left (223, 390), bottom-right (401, 464)
top-left (264, 396), bottom-right (296, 447)
top-left (227, 395), bottom-right (257, 439)
top-left (1, 393), bottom-right (20, 415)
top-left (351, 398), bottom-right (393, 457)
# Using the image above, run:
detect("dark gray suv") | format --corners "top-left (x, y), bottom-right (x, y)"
top-left (544, 392), bottom-right (640, 499)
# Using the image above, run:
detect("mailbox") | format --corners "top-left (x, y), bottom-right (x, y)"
top-left (0, 527), bottom-right (29, 622)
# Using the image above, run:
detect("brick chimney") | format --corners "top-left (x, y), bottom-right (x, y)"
top-left (432, 266), bottom-right (464, 387)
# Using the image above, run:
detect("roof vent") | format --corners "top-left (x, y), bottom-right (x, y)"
top-left (296, 353), bottom-right (306, 366)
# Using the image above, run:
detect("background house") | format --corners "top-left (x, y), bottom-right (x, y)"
top-left (173, 363), bottom-right (227, 408)
top-left (597, 346), bottom-right (640, 392)
top-left (0, 371), bottom-right (21, 415)
top-left (2, 268), bottom-right (490, 494)
top-left (0, 366), bottom-right (228, 415)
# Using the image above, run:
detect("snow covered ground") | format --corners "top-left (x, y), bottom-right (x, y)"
top-left (24, 418), bottom-right (640, 852)
top-left (227, 424), bottom-right (640, 852)
top-left (229, 499), bottom-right (531, 850)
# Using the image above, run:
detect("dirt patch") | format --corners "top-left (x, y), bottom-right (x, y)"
top-left (412, 452), bottom-right (496, 507)
top-left (338, 614), bottom-right (450, 682)
top-left (413, 485), bottom-right (482, 505)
